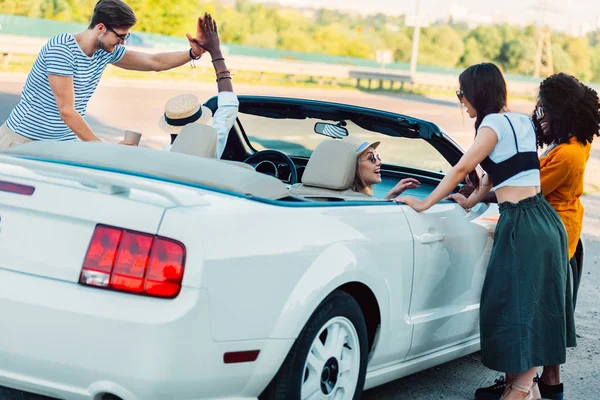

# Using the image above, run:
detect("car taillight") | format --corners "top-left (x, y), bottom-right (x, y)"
top-left (79, 225), bottom-right (185, 299)
top-left (0, 179), bottom-right (35, 195)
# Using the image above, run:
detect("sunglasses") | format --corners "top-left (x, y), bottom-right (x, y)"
top-left (535, 105), bottom-right (544, 120)
top-left (362, 152), bottom-right (382, 164)
top-left (106, 25), bottom-right (131, 42)
top-left (456, 89), bottom-right (464, 101)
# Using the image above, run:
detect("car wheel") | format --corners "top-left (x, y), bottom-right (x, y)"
top-left (261, 290), bottom-right (368, 400)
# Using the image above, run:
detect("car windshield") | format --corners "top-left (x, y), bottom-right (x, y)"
top-left (237, 112), bottom-right (453, 174)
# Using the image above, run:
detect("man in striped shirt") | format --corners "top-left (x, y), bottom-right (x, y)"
top-left (0, 0), bottom-right (210, 151)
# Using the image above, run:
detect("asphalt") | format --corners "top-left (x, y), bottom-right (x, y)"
top-left (0, 75), bottom-right (598, 400)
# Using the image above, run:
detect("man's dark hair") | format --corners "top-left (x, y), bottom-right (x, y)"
top-left (89, 0), bottom-right (137, 29)
top-left (533, 72), bottom-right (600, 148)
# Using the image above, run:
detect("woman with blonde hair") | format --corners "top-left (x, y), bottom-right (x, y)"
top-left (349, 139), bottom-right (420, 199)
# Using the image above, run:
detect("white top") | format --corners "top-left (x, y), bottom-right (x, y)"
top-left (478, 112), bottom-right (540, 190)
top-left (7, 33), bottom-right (126, 141)
top-left (163, 91), bottom-right (239, 158)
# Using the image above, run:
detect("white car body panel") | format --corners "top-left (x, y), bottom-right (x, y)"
top-left (403, 204), bottom-right (492, 357)
top-left (0, 139), bottom-right (499, 400)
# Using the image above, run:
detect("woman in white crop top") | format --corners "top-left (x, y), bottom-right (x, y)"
top-left (398, 63), bottom-right (569, 400)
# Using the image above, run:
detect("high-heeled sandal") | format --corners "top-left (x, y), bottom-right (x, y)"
top-left (531, 381), bottom-right (542, 400)
top-left (500, 381), bottom-right (537, 400)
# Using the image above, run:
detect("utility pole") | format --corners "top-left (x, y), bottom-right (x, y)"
top-left (531, 0), bottom-right (560, 78)
top-left (409, 0), bottom-right (422, 77)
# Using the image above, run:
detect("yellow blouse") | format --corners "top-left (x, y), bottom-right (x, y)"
top-left (539, 136), bottom-right (591, 258)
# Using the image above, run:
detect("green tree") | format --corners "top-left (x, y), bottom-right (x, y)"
top-left (382, 29), bottom-right (412, 62)
top-left (0, 0), bottom-right (44, 17)
top-left (425, 25), bottom-right (464, 67)
top-left (551, 43), bottom-right (572, 75)
top-left (218, 8), bottom-right (251, 44)
top-left (243, 31), bottom-right (278, 49)
top-left (590, 45), bottom-right (600, 82)
top-left (278, 29), bottom-right (315, 52)
top-left (460, 37), bottom-right (484, 67)
top-left (513, 38), bottom-right (537, 75)
top-left (565, 37), bottom-right (592, 81)
top-left (8, 0), bottom-right (600, 83)
top-left (465, 26), bottom-right (503, 61)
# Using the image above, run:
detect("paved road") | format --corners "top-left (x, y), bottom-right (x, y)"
top-left (0, 76), bottom-right (598, 399)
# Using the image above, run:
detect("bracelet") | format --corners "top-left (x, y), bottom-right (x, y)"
top-left (211, 57), bottom-right (225, 63)
top-left (215, 69), bottom-right (230, 75)
top-left (189, 48), bottom-right (201, 60)
top-left (217, 76), bottom-right (232, 82)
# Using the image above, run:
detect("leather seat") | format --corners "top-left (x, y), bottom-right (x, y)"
top-left (288, 140), bottom-right (376, 201)
top-left (170, 124), bottom-right (254, 170)
top-left (170, 124), bottom-right (219, 158)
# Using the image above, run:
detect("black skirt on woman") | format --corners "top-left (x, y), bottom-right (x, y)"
top-left (480, 192), bottom-right (569, 373)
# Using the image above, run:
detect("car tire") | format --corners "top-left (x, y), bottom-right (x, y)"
top-left (260, 290), bottom-right (369, 400)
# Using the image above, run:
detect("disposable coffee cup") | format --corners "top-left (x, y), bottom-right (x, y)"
top-left (124, 130), bottom-right (142, 146)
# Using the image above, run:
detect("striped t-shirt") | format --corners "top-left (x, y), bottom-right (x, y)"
top-left (6, 33), bottom-right (127, 141)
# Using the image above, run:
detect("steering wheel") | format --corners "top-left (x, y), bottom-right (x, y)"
top-left (243, 150), bottom-right (299, 185)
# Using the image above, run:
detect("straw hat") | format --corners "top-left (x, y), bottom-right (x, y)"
top-left (158, 94), bottom-right (213, 135)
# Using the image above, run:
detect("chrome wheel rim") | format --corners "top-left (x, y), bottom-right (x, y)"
top-left (301, 316), bottom-right (360, 400)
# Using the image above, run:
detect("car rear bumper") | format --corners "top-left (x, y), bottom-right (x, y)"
top-left (0, 268), bottom-right (293, 400)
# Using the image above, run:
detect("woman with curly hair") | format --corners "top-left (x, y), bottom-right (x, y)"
top-left (529, 73), bottom-right (597, 399)
top-left (461, 73), bottom-right (600, 400)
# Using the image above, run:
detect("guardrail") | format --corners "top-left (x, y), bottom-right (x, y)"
top-left (0, 34), bottom-right (543, 96)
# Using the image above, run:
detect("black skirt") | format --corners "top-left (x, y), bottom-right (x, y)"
top-left (480, 192), bottom-right (570, 373)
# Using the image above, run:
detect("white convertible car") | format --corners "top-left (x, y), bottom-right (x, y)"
top-left (0, 96), bottom-right (500, 400)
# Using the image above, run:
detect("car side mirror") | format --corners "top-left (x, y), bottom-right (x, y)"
top-left (314, 122), bottom-right (349, 139)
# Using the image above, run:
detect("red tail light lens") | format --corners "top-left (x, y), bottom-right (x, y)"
top-left (0, 180), bottom-right (35, 196)
top-left (145, 238), bottom-right (186, 298)
top-left (79, 225), bottom-right (185, 299)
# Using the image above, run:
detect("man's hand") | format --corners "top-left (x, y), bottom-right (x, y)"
top-left (186, 13), bottom-right (221, 56)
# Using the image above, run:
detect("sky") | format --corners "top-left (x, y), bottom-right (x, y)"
top-left (270, 0), bottom-right (600, 35)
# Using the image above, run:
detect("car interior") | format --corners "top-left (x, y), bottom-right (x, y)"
top-left (2, 97), bottom-right (473, 206)
top-left (197, 96), bottom-right (473, 204)
top-left (171, 125), bottom-right (446, 203)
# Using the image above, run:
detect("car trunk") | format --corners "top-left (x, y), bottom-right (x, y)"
top-left (0, 161), bottom-right (177, 283)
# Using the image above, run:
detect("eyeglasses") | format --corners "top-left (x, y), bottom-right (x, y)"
top-left (456, 89), bottom-right (464, 101)
top-left (362, 152), bottom-right (382, 164)
top-left (106, 25), bottom-right (131, 42)
top-left (535, 105), bottom-right (545, 120)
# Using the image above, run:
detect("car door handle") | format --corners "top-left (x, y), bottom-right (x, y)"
top-left (420, 233), bottom-right (445, 244)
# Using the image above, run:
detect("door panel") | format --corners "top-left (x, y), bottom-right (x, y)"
top-left (402, 201), bottom-right (493, 357)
